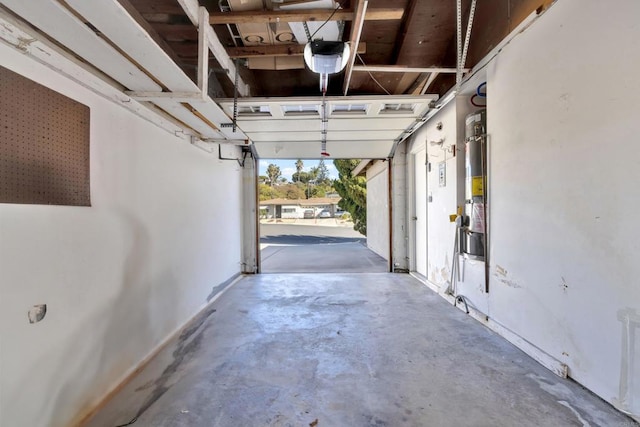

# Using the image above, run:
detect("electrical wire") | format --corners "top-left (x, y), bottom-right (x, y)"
top-left (357, 54), bottom-right (391, 95)
top-left (114, 416), bottom-right (138, 427)
top-left (476, 82), bottom-right (487, 97)
top-left (308, 0), bottom-right (346, 41)
top-left (470, 94), bottom-right (485, 107)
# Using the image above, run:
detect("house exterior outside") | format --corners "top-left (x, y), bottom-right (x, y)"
top-left (260, 197), bottom-right (341, 219)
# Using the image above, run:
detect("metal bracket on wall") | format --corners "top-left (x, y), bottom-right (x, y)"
top-left (217, 144), bottom-right (250, 167)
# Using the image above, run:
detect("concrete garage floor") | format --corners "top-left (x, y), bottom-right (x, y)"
top-left (86, 274), bottom-right (635, 427)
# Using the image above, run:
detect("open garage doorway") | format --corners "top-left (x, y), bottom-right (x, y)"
top-left (258, 158), bottom-right (387, 273)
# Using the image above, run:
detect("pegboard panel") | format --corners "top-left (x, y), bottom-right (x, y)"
top-left (0, 65), bottom-right (90, 206)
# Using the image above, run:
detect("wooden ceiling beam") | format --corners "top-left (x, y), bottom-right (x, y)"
top-left (420, 72), bottom-right (440, 94)
top-left (209, 8), bottom-right (403, 25)
top-left (343, 0), bottom-right (368, 95)
top-left (117, 0), bottom-right (183, 65)
top-left (407, 73), bottom-right (429, 95)
top-left (394, 72), bottom-right (420, 95)
top-left (227, 43), bottom-right (366, 59)
top-left (353, 65), bottom-right (466, 74)
top-left (176, 0), bottom-right (249, 96)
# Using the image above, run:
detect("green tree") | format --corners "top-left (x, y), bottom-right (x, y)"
top-left (266, 164), bottom-right (281, 187)
top-left (316, 158), bottom-right (330, 184)
top-left (308, 166), bottom-right (319, 182)
top-left (333, 159), bottom-right (366, 235)
top-left (295, 159), bottom-right (304, 182)
top-left (314, 182), bottom-right (333, 197)
top-left (292, 169), bottom-right (319, 184)
top-left (259, 183), bottom-right (277, 201)
top-left (280, 183), bottom-right (306, 200)
top-left (260, 183), bottom-right (306, 200)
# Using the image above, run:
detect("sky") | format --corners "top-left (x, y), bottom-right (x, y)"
top-left (258, 159), bottom-right (339, 182)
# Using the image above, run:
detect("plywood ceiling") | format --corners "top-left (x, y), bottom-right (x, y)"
top-left (130, 0), bottom-right (546, 98)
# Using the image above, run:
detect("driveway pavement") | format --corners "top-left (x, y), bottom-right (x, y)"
top-left (260, 224), bottom-right (387, 273)
top-left (261, 223), bottom-right (363, 246)
top-left (260, 218), bottom-right (355, 228)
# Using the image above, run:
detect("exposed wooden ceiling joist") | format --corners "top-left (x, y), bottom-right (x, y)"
top-left (227, 43), bottom-right (367, 59)
top-left (174, 0), bottom-right (249, 96)
top-left (117, 0), bottom-right (183, 65)
top-left (208, 8), bottom-right (404, 25)
top-left (394, 72), bottom-right (420, 95)
top-left (3, 0), bottom-right (161, 91)
top-left (124, 0), bottom-right (549, 98)
top-left (343, 0), bottom-right (368, 96)
top-left (406, 72), bottom-right (429, 95)
top-left (353, 65), bottom-right (466, 74)
top-left (420, 72), bottom-right (439, 94)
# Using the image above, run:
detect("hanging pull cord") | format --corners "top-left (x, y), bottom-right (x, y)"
top-left (232, 58), bottom-right (239, 133)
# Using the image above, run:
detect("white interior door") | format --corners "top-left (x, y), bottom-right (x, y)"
top-left (414, 149), bottom-right (427, 277)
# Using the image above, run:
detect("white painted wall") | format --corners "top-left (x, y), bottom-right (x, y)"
top-left (486, 0), bottom-right (640, 417)
top-left (407, 0), bottom-right (640, 419)
top-left (366, 161), bottom-right (389, 260)
top-left (426, 102), bottom-right (459, 289)
top-left (408, 101), bottom-right (459, 288)
top-left (0, 42), bottom-right (243, 427)
top-left (281, 206), bottom-right (301, 219)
